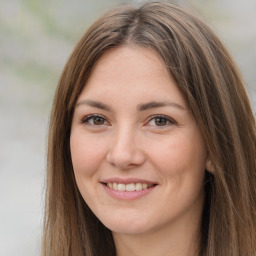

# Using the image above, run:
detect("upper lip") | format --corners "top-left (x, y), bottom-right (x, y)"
top-left (101, 177), bottom-right (157, 185)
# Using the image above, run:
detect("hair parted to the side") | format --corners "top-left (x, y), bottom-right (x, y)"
top-left (42, 1), bottom-right (256, 256)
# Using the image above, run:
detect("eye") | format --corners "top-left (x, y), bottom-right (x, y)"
top-left (81, 115), bottom-right (108, 126)
top-left (146, 115), bottom-right (175, 127)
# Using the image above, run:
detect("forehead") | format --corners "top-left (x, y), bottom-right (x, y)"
top-left (78, 46), bottom-right (186, 107)
top-left (87, 46), bottom-right (167, 83)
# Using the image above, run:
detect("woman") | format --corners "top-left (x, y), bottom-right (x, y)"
top-left (42, 2), bottom-right (256, 256)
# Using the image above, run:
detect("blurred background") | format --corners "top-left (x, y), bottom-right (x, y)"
top-left (0, 0), bottom-right (255, 255)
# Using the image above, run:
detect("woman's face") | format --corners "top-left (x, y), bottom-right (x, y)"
top-left (70, 46), bottom-right (209, 235)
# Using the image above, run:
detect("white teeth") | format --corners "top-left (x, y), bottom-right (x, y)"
top-left (126, 183), bottom-right (135, 191)
top-left (106, 182), bottom-right (150, 191)
top-left (113, 183), bottom-right (118, 190)
top-left (135, 183), bottom-right (143, 191)
top-left (117, 183), bottom-right (126, 191)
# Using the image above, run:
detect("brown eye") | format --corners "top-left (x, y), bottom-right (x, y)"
top-left (155, 117), bottom-right (168, 126)
top-left (147, 115), bottom-right (175, 127)
top-left (92, 116), bottom-right (105, 125)
top-left (82, 115), bottom-right (107, 126)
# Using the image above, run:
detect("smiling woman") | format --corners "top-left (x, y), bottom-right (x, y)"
top-left (70, 46), bottom-right (208, 244)
top-left (42, 2), bottom-right (256, 256)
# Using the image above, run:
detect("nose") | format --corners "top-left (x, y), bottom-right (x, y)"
top-left (106, 126), bottom-right (146, 170)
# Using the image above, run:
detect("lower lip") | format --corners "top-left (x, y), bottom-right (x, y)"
top-left (102, 183), bottom-right (157, 200)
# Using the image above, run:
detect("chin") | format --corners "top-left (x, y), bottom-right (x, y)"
top-left (106, 223), bottom-right (151, 235)
top-left (99, 213), bottom-right (153, 235)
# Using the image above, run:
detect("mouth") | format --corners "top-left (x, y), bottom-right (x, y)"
top-left (104, 182), bottom-right (156, 192)
top-left (101, 179), bottom-right (158, 200)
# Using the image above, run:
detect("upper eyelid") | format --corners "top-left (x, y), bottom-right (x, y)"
top-left (81, 114), bottom-right (108, 123)
top-left (147, 114), bottom-right (176, 123)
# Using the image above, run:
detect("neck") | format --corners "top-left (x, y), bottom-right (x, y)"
top-left (113, 215), bottom-right (201, 256)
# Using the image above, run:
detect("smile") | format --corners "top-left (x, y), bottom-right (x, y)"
top-left (106, 182), bottom-right (154, 191)
top-left (101, 179), bottom-right (157, 200)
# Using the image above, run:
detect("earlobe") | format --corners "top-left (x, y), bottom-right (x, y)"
top-left (206, 159), bottom-right (214, 173)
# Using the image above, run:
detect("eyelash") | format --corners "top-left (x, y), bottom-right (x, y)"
top-left (81, 114), bottom-right (175, 127)
top-left (146, 115), bottom-right (176, 127)
top-left (81, 114), bottom-right (109, 126)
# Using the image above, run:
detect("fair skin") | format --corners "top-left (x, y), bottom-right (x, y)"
top-left (70, 46), bottom-right (209, 256)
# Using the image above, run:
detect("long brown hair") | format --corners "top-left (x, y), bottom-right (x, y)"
top-left (42, 2), bottom-right (256, 255)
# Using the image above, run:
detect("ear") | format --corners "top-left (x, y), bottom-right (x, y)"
top-left (206, 158), bottom-right (214, 174)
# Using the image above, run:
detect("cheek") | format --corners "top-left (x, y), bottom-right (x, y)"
top-left (70, 133), bottom-right (106, 206)
top-left (149, 132), bottom-right (207, 179)
top-left (70, 132), bottom-right (106, 177)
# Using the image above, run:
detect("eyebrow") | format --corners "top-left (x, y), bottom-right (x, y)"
top-left (75, 99), bottom-right (185, 111)
top-left (76, 100), bottom-right (112, 111)
top-left (137, 101), bottom-right (186, 111)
